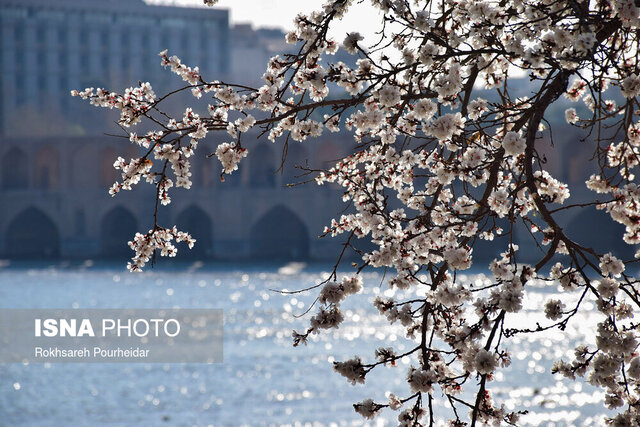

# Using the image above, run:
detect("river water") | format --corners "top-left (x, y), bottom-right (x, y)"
top-left (0, 261), bottom-right (613, 426)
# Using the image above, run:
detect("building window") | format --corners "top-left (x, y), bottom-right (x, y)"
top-left (34, 146), bottom-right (60, 190)
top-left (181, 32), bottom-right (190, 63)
top-left (59, 49), bottom-right (68, 73)
top-left (160, 33), bottom-right (170, 51)
top-left (141, 33), bottom-right (152, 72)
top-left (101, 53), bottom-right (109, 71)
top-left (120, 33), bottom-right (130, 70)
top-left (80, 53), bottom-right (89, 70)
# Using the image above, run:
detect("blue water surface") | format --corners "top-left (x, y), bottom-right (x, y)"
top-left (0, 261), bottom-right (613, 426)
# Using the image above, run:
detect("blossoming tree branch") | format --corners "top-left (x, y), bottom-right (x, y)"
top-left (73, 0), bottom-right (640, 424)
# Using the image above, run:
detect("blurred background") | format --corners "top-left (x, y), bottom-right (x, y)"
top-left (0, 0), bottom-right (633, 263)
top-left (0, 2), bottom-right (633, 426)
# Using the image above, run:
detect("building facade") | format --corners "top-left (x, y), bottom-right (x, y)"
top-left (0, 131), bottom-right (354, 260)
top-left (0, 0), bottom-right (229, 136)
top-left (0, 1), bottom-right (631, 263)
top-left (0, 0), bottom-right (363, 261)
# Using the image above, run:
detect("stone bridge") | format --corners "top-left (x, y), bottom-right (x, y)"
top-left (0, 133), bottom-right (354, 261)
top-left (0, 133), bottom-right (632, 263)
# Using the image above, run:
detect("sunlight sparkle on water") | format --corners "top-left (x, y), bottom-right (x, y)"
top-left (0, 267), bottom-right (615, 425)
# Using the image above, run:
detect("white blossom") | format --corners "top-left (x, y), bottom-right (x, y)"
top-left (75, 1), bottom-right (640, 423)
top-left (343, 32), bottom-right (364, 54)
top-left (215, 143), bottom-right (248, 175)
top-left (377, 84), bottom-right (402, 108)
top-left (621, 73), bottom-right (640, 98)
top-left (544, 299), bottom-right (565, 321)
top-left (565, 108), bottom-right (579, 124)
top-left (353, 399), bottom-right (380, 419)
top-left (501, 131), bottom-right (526, 156)
top-left (600, 253), bottom-right (625, 278)
top-left (474, 349), bottom-right (497, 375)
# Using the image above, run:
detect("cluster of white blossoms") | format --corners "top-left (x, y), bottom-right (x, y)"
top-left (159, 50), bottom-right (201, 85)
top-left (71, 82), bottom-right (156, 127)
top-left (126, 227), bottom-right (195, 272)
top-left (501, 131), bottom-right (526, 156)
top-left (333, 355), bottom-right (367, 385)
top-left (75, 0), bottom-right (640, 424)
top-left (108, 156), bottom-right (154, 196)
top-left (300, 276), bottom-right (362, 335)
top-left (214, 143), bottom-right (247, 175)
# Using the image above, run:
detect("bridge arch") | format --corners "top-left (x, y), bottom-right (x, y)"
top-left (100, 206), bottom-right (138, 258)
top-left (175, 205), bottom-right (214, 259)
top-left (5, 207), bottom-right (60, 258)
top-left (250, 205), bottom-right (309, 259)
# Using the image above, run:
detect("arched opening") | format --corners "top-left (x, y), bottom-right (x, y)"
top-left (175, 205), bottom-right (214, 259)
top-left (100, 206), bottom-right (138, 259)
top-left (249, 144), bottom-right (276, 188)
top-left (34, 145), bottom-right (60, 189)
top-left (5, 207), bottom-right (60, 258)
top-left (565, 208), bottom-right (634, 260)
top-left (250, 205), bottom-right (309, 259)
top-left (2, 147), bottom-right (28, 189)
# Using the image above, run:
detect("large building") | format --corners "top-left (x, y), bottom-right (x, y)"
top-left (0, 132), bottom-right (350, 261)
top-left (0, 0), bottom-right (355, 261)
top-left (0, 1), bottom-right (631, 263)
top-left (0, 0), bottom-right (229, 136)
